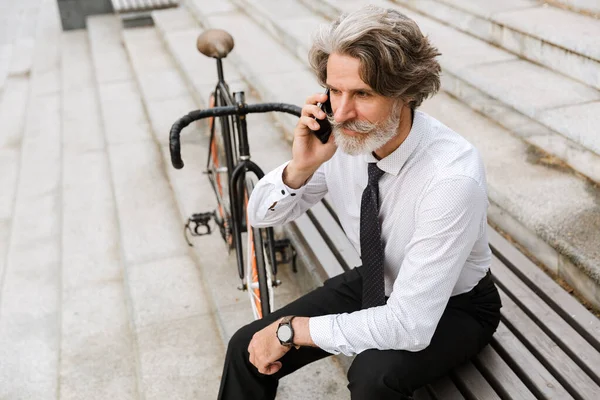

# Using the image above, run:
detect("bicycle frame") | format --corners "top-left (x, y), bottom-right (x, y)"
top-left (208, 59), bottom-right (279, 283)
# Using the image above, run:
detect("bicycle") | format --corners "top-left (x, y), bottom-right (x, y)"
top-left (169, 29), bottom-right (301, 320)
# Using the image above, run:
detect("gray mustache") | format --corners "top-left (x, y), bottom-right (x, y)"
top-left (327, 115), bottom-right (377, 134)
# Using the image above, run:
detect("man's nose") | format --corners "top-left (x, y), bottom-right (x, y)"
top-left (333, 96), bottom-right (357, 123)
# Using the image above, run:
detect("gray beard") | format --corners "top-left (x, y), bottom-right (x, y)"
top-left (329, 105), bottom-right (402, 156)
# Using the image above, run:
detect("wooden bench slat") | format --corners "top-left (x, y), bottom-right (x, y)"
top-left (474, 344), bottom-right (537, 399)
top-left (291, 214), bottom-right (345, 278)
top-left (492, 256), bottom-right (600, 384)
top-left (427, 376), bottom-right (465, 400)
top-left (498, 288), bottom-right (600, 398)
top-left (487, 226), bottom-right (600, 351)
top-left (452, 362), bottom-right (501, 400)
top-left (322, 194), bottom-right (342, 227)
top-left (309, 202), bottom-right (361, 269)
top-left (492, 323), bottom-right (573, 399)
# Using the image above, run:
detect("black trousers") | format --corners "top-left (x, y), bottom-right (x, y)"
top-left (218, 267), bottom-right (502, 400)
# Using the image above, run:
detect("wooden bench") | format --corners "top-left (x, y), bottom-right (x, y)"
top-left (283, 197), bottom-right (600, 399)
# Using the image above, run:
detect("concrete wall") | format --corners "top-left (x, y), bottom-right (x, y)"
top-left (56, 0), bottom-right (114, 30)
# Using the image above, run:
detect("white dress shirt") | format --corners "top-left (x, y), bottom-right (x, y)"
top-left (247, 110), bottom-right (491, 356)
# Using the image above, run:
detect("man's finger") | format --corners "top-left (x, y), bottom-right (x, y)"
top-left (301, 104), bottom-right (326, 119)
top-left (304, 92), bottom-right (325, 106)
top-left (267, 361), bottom-right (283, 375)
top-left (260, 361), bottom-right (282, 376)
top-left (248, 348), bottom-right (256, 369)
top-left (299, 115), bottom-right (321, 131)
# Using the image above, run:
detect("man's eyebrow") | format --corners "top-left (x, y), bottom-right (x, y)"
top-left (327, 84), bottom-right (376, 95)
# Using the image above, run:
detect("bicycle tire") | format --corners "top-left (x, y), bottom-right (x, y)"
top-left (244, 175), bottom-right (272, 319)
top-left (207, 92), bottom-right (233, 248)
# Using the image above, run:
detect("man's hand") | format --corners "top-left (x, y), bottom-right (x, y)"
top-left (247, 320), bottom-right (291, 375)
top-left (284, 92), bottom-right (337, 189)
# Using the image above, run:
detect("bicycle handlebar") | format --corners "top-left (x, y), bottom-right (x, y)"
top-left (169, 103), bottom-right (302, 169)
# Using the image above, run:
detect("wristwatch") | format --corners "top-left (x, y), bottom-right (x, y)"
top-left (276, 316), bottom-right (300, 349)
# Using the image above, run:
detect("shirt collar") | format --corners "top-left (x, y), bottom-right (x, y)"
top-left (363, 110), bottom-right (426, 176)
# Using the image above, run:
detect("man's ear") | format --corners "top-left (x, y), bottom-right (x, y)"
top-left (400, 96), bottom-right (413, 106)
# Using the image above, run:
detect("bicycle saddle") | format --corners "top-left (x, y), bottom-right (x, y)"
top-left (196, 29), bottom-right (235, 59)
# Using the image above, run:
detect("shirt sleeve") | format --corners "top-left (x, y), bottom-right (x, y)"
top-left (247, 161), bottom-right (328, 228)
top-left (309, 176), bottom-right (487, 355)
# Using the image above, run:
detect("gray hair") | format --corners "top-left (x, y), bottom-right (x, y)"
top-left (308, 5), bottom-right (441, 109)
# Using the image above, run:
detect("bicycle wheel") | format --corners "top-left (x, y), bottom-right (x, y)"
top-left (207, 92), bottom-right (233, 248)
top-left (244, 175), bottom-right (273, 319)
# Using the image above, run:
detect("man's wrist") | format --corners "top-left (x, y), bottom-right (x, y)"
top-left (283, 161), bottom-right (316, 189)
top-left (290, 317), bottom-right (316, 347)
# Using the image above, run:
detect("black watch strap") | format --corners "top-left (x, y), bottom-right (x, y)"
top-left (277, 316), bottom-right (300, 349)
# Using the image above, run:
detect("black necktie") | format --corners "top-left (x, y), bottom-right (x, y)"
top-left (361, 163), bottom-right (386, 308)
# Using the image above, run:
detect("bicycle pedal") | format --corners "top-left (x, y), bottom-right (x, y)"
top-left (184, 212), bottom-right (215, 242)
top-left (190, 212), bottom-right (213, 224)
top-left (272, 279), bottom-right (282, 287)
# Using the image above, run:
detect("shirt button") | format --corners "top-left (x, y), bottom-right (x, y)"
top-left (281, 189), bottom-right (285, 195)
top-left (290, 193), bottom-right (296, 197)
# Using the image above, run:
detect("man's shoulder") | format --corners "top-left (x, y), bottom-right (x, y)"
top-left (417, 110), bottom-right (472, 150)
top-left (416, 111), bottom-right (486, 186)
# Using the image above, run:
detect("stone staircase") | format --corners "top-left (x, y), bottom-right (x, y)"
top-left (0, 0), bottom-right (347, 398)
top-left (174, 0), bottom-right (600, 310)
top-left (1, 0), bottom-right (599, 398)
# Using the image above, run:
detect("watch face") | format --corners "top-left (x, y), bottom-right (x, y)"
top-left (277, 325), bottom-right (293, 342)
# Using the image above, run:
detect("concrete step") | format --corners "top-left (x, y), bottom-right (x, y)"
top-left (0, 44), bottom-right (11, 92)
top-left (392, 0), bottom-right (600, 90)
top-left (180, 0), bottom-right (600, 309)
top-left (0, 77), bottom-right (29, 149)
top-left (88, 13), bottom-right (226, 400)
top-left (151, 7), bottom-right (245, 108)
top-left (184, 0), bottom-right (321, 142)
top-left (0, 0), bottom-right (46, 92)
top-left (7, 0), bottom-right (42, 76)
top-left (0, 0), bottom-right (62, 398)
top-left (300, 0), bottom-right (600, 185)
top-left (127, 8), bottom-right (351, 397)
top-left (551, 0), bottom-right (600, 16)
top-left (59, 28), bottom-right (139, 400)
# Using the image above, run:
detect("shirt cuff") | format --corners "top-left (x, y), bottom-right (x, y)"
top-left (263, 161), bottom-right (309, 210)
top-left (309, 315), bottom-right (340, 355)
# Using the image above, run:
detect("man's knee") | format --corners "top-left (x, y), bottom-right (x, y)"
top-left (347, 350), bottom-right (415, 399)
top-left (226, 320), bottom-right (263, 359)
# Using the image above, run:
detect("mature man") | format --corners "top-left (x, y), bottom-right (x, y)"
top-left (218, 5), bottom-right (502, 399)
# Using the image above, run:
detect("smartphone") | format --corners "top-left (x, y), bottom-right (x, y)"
top-left (311, 88), bottom-right (333, 144)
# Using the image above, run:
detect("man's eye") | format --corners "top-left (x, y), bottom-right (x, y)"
top-left (330, 89), bottom-right (340, 95)
top-left (357, 91), bottom-right (370, 98)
